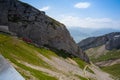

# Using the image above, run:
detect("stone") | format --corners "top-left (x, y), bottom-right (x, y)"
top-left (0, 0), bottom-right (89, 62)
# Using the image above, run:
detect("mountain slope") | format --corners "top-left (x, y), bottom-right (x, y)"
top-left (0, 0), bottom-right (89, 62)
top-left (85, 45), bottom-right (120, 79)
top-left (78, 32), bottom-right (120, 50)
top-left (0, 33), bottom-right (113, 80)
top-left (78, 32), bottom-right (120, 79)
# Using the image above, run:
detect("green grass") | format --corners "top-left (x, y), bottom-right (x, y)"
top-left (73, 58), bottom-right (87, 69)
top-left (8, 57), bottom-right (57, 80)
top-left (21, 43), bottom-right (58, 59)
top-left (73, 58), bottom-right (94, 74)
top-left (86, 45), bottom-right (120, 79)
top-left (86, 45), bottom-right (120, 63)
top-left (101, 64), bottom-right (120, 79)
top-left (77, 75), bottom-right (96, 80)
top-left (75, 74), bottom-right (88, 80)
top-left (0, 33), bottom-right (59, 67)
top-left (86, 67), bottom-right (94, 74)
top-left (79, 77), bottom-right (88, 80)
top-left (0, 33), bottom-right (89, 80)
top-left (76, 75), bottom-right (96, 80)
top-left (0, 33), bottom-right (57, 79)
top-left (91, 49), bottom-right (120, 62)
top-left (0, 36), bottom-right (50, 68)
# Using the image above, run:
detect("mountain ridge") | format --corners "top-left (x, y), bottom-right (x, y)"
top-left (68, 27), bottom-right (120, 42)
top-left (78, 32), bottom-right (120, 50)
top-left (0, 0), bottom-right (89, 62)
top-left (78, 32), bottom-right (120, 79)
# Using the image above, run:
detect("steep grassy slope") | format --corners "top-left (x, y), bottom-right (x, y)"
top-left (0, 33), bottom-right (114, 80)
top-left (0, 33), bottom-right (58, 80)
top-left (0, 33), bottom-right (86, 80)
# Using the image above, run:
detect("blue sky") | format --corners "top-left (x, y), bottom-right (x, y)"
top-left (20, 0), bottom-right (120, 29)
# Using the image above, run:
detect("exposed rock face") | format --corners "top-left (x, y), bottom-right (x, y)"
top-left (106, 34), bottom-right (120, 50)
top-left (0, 0), bottom-right (89, 62)
top-left (78, 32), bottom-right (120, 50)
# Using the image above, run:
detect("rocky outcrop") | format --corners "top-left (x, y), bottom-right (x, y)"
top-left (78, 32), bottom-right (120, 50)
top-left (0, 0), bottom-right (89, 62)
top-left (106, 34), bottom-right (120, 50)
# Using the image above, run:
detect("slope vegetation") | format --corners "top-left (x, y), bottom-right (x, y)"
top-left (78, 32), bottom-right (120, 79)
top-left (85, 45), bottom-right (120, 79)
top-left (0, 33), bottom-right (113, 80)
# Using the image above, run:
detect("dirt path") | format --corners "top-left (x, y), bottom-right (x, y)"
top-left (15, 51), bottom-right (114, 80)
top-left (86, 45), bottom-right (108, 58)
top-left (83, 65), bottom-right (89, 80)
top-left (89, 62), bottom-right (113, 80)
top-left (35, 52), bottom-right (97, 79)
top-left (35, 51), bottom-right (83, 74)
top-left (34, 52), bottom-right (114, 80)
top-left (95, 59), bottom-right (120, 67)
top-left (19, 60), bottom-right (80, 80)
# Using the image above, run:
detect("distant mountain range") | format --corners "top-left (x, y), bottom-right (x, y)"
top-left (78, 32), bottom-right (120, 50)
top-left (68, 27), bottom-right (120, 42)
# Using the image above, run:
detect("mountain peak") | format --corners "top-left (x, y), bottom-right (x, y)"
top-left (78, 32), bottom-right (120, 50)
top-left (0, 0), bottom-right (89, 62)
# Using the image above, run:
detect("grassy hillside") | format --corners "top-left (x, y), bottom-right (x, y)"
top-left (86, 45), bottom-right (120, 62)
top-left (0, 33), bottom-right (115, 80)
top-left (92, 50), bottom-right (120, 62)
top-left (0, 33), bottom-right (58, 80)
top-left (85, 45), bottom-right (120, 79)
top-left (102, 64), bottom-right (120, 79)
top-left (0, 33), bottom-right (91, 80)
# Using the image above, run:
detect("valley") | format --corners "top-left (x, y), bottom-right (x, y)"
top-left (78, 33), bottom-right (120, 79)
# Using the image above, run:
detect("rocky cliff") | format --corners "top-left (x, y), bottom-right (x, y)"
top-left (78, 32), bottom-right (120, 50)
top-left (0, 0), bottom-right (89, 62)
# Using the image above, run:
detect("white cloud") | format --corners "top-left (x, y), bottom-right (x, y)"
top-left (39, 6), bottom-right (50, 11)
top-left (74, 2), bottom-right (91, 8)
top-left (57, 15), bottom-right (120, 29)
